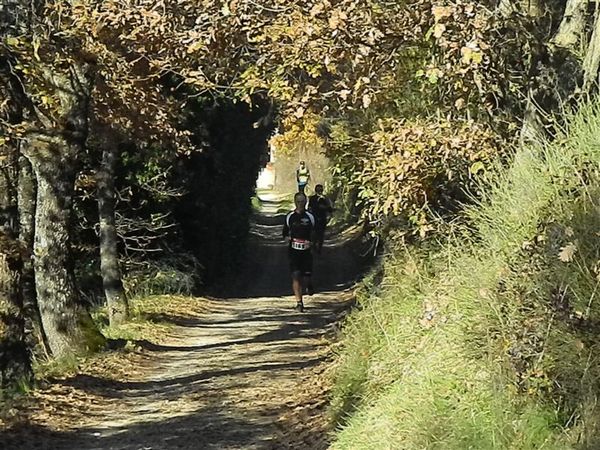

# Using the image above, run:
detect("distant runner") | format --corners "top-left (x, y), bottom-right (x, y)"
top-left (296, 161), bottom-right (310, 194)
top-left (308, 184), bottom-right (334, 255)
top-left (283, 192), bottom-right (315, 312)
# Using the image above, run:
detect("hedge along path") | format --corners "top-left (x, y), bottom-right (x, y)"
top-left (0, 193), bottom-right (368, 450)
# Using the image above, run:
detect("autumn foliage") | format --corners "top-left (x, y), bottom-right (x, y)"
top-left (353, 119), bottom-right (500, 226)
top-left (2, 0), bottom-right (600, 401)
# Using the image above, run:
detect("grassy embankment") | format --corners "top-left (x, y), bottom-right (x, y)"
top-left (329, 105), bottom-right (600, 449)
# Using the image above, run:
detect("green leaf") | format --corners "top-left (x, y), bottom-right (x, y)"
top-left (5, 37), bottom-right (20, 47)
top-left (470, 161), bottom-right (485, 175)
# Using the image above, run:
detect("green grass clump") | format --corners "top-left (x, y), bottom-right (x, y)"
top-left (329, 103), bottom-right (600, 449)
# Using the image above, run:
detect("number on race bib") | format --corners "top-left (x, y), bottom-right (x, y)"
top-left (291, 239), bottom-right (310, 250)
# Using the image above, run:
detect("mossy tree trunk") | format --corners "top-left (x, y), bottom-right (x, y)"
top-left (22, 64), bottom-right (105, 358)
top-left (498, 0), bottom-right (545, 17)
top-left (1, 58), bottom-right (48, 358)
top-left (97, 139), bottom-right (128, 325)
top-left (24, 136), bottom-right (105, 358)
top-left (3, 0), bottom-right (104, 357)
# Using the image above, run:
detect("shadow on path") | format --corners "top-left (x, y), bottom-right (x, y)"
top-left (2, 403), bottom-right (288, 450)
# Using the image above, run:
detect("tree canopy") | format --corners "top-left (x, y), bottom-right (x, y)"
top-left (3, 0), bottom-right (600, 385)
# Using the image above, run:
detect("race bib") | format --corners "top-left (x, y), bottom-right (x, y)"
top-left (291, 239), bottom-right (310, 250)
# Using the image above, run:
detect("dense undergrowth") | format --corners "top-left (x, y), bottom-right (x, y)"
top-left (329, 104), bottom-right (600, 449)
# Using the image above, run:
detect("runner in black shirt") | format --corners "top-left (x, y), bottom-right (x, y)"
top-left (283, 192), bottom-right (315, 312)
top-left (308, 184), bottom-right (333, 255)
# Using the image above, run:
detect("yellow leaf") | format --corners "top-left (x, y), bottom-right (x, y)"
top-left (186, 41), bottom-right (203, 54)
top-left (362, 94), bottom-right (372, 108)
top-left (461, 46), bottom-right (482, 65)
top-left (338, 89), bottom-right (351, 100)
top-left (33, 37), bottom-right (41, 61)
top-left (558, 243), bottom-right (577, 262)
top-left (461, 46), bottom-right (473, 64)
top-left (5, 37), bottom-right (20, 47)
top-left (329, 15), bottom-right (340, 29)
top-left (432, 6), bottom-right (453, 22)
top-left (433, 23), bottom-right (446, 39)
top-left (470, 161), bottom-right (485, 175)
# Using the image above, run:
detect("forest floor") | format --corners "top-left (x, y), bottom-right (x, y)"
top-left (0, 192), bottom-right (370, 450)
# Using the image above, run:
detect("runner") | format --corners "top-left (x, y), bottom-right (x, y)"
top-left (296, 161), bottom-right (310, 194)
top-left (283, 192), bottom-right (315, 312)
top-left (308, 184), bottom-right (333, 255)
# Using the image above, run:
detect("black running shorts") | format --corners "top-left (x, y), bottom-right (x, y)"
top-left (288, 248), bottom-right (312, 276)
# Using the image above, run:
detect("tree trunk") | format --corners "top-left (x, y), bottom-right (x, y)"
top-left (0, 232), bottom-right (31, 391)
top-left (21, 62), bottom-right (105, 358)
top-left (17, 153), bottom-right (48, 355)
top-left (97, 142), bottom-right (128, 325)
top-left (24, 134), bottom-right (105, 358)
top-left (519, 0), bottom-right (589, 144)
top-left (0, 23), bottom-right (32, 388)
top-left (520, 91), bottom-right (546, 144)
top-left (4, 0), bottom-right (105, 357)
top-left (497, 0), bottom-right (549, 143)
top-left (552, 0), bottom-right (590, 49)
top-left (0, 146), bottom-right (31, 391)
top-left (583, 7), bottom-right (600, 91)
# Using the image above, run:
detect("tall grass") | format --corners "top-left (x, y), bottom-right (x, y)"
top-left (329, 103), bottom-right (600, 449)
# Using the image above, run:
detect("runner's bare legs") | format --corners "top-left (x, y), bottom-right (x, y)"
top-left (292, 272), bottom-right (303, 305)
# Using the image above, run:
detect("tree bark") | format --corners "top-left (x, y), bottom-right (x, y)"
top-left (97, 142), bottom-right (128, 325)
top-left (552, 0), bottom-right (590, 49)
top-left (519, 0), bottom-right (589, 144)
top-left (582, 7), bottom-right (600, 91)
top-left (3, 0), bottom-right (103, 358)
top-left (0, 232), bottom-right (31, 391)
top-left (24, 134), bottom-right (105, 358)
top-left (0, 146), bottom-right (31, 391)
top-left (17, 152), bottom-right (48, 355)
top-left (21, 63), bottom-right (105, 358)
top-left (0, 33), bottom-right (32, 389)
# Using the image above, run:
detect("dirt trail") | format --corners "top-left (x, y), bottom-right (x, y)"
top-left (1, 193), bottom-right (369, 450)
